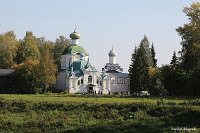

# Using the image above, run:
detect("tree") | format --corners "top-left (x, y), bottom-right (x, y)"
top-left (11, 59), bottom-right (41, 94)
top-left (170, 51), bottom-right (177, 65)
top-left (129, 46), bottom-right (137, 94)
top-left (151, 43), bottom-right (157, 67)
top-left (176, 2), bottom-right (200, 71)
top-left (11, 50), bottom-right (57, 94)
top-left (38, 48), bottom-right (57, 92)
top-left (37, 37), bottom-right (55, 56)
top-left (148, 67), bottom-right (165, 95)
top-left (129, 36), bottom-right (153, 94)
top-left (53, 36), bottom-right (70, 68)
top-left (160, 65), bottom-right (188, 96)
top-left (175, 2), bottom-right (200, 95)
top-left (0, 31), bottom-right (19, 68)
top-left (16, 32), bottom-right (40, 63)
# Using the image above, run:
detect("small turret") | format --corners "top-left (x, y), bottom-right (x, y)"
top-left (69, 31), bottom-right (80, 45)
top-left (108, 49), bottom-right (117, 64)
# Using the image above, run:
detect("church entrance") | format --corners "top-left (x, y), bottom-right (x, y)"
top-left (88, 87), bottom-right (93, 94)
top-left (87, 84), bottom-right (96, 94)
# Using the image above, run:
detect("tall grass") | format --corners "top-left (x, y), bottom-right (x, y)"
top-left (0, 94), bottom-right (199, 132)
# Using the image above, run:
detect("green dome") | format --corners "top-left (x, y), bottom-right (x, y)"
top-left (62, 45), bottom-right (89, 55)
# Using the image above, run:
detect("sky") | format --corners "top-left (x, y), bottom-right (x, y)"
top-left (0, 0), bottom-right (199, 72)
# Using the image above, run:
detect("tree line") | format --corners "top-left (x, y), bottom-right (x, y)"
top-left (0, 2), bottom-right (199, 95)
top-left (0, 31), bottom-right (70, 93)
top-left (129, 2), bottom-right (200, 96)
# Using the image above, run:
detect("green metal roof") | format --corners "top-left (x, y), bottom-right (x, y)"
top-left (62, 45), bottom-right (89, 55)
top-left (68, 71), bottom-right (84, 77)
top-left (68, 60), bottom-right (98, 78)
top-left (72, 60), bottom-right (90, 71)
top-left (101, 73), bottom-right (110, 79)
top-left (71, 60), bottom-right (97, 71)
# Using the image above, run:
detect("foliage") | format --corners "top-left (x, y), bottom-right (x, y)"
top-left (170, 51), bottom-right (178, 65)
top-left (148, 67), bottom-right (164, 95)
top-left (11, 52), bottom-right (57, 94)
top-left (129, 36), bottom-right (154, 94)
top-left (0, 94), bottom-right (199, 132)
top-left (37, 48), bottom-right (57, 92)
top-left (176, 2), bottom-right (200, 71)
top-left (160, 65), bottom-right (189, 95)
top-left (0, 31), bottom-right (19, 68)
top-left (10, 58), bottom-right (41, 94)
top-left (37, 37), bottom-right (55, 56)
top-left (53, 36), bottom-right (70, 68)
top-left (16, 32), bottom-right (40, 63)
top-left (173, 2), bottom-right (200, 96)
top-left (151, 43), bottom-right (157, 67)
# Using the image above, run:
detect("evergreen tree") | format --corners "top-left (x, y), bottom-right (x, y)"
top-left (151, 43), bottom-right (157, 67)
top-left (16, 32), bottom-right (40, 63)
top-left (170, 51), bottom-right (177, 65)
top-left (141, 36), bottom-right (153, 66)
top-left (129, 36), bottom-right (152, 94)
top-left (128, 46), bottom-right (137, 94)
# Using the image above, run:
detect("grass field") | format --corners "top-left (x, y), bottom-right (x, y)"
top-left (0, 94), bottom-right (199, 133)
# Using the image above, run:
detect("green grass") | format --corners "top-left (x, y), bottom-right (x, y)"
top-left (0, 94), bottom-right (199, 133)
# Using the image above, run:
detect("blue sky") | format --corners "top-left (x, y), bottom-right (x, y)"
top-left (0, 0), bottom-right (198, 72)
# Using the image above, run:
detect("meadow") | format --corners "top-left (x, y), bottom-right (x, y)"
top-left (0, 94), bottom-right (199, 133)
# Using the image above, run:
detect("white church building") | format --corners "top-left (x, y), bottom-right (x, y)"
top-left (56, 30), bottom-right (129, 94)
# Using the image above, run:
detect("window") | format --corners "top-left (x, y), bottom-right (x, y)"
top-left (88, 75), bottom-right (92, 83)
top-left (100, 81), bottom-right (102, 86)
top-left (81, 79), bottom-right (83, 84)
top-left (78, 80), bottom-right (80, 86)
top-left (117, 77), bottom-right (123, 84)
top-left (97, 79), bottom-right (99, 84)
top-left (111, 77), bottom-right (116, 84)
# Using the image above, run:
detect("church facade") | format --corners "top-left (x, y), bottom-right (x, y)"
top-left (56, 30), bottom-right (129, 94)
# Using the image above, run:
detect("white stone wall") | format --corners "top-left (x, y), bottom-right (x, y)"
top-left (110, 76), bottom-right (128, 94)
top-left (67, 71), bottom-right (109, 94)
top-left (56, 71), bottom-right (66, 90)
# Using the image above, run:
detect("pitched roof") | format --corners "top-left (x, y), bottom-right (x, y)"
top-left (69, 60), bottom-right (98, 78)
top-left (68, 71), bottom-right (84, 78)
top-left (71, 60), bottom-right (97, 71)
top-left (72, 60), bottom-right (90, 71)
top-left (62, 45), bottom-right (89, 55)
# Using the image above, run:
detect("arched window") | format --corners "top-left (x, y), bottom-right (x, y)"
top-left (100, 81), bottom-right (102, 86)
top-left (88, 75), bottom-right (92, 83)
